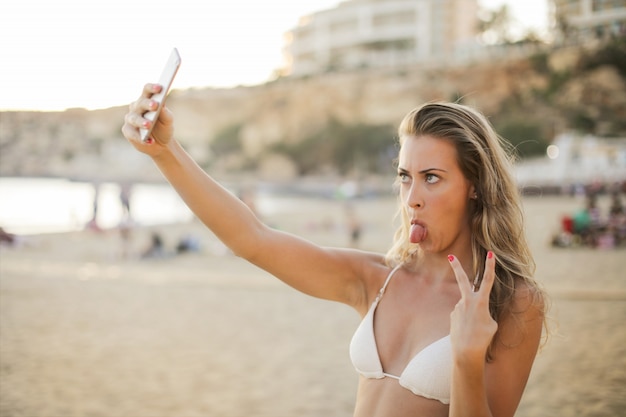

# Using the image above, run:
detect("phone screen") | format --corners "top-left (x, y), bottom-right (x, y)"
top-left (140, 48), bottom-right (182, 142)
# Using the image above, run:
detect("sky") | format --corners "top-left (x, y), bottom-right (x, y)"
top-left (0, 0), bottom-right (549, 112)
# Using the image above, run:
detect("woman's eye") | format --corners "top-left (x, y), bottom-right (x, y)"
top-left (425, 173), bottom-right (440, 184)
top-left (398, 173), bottom-right (410, 183)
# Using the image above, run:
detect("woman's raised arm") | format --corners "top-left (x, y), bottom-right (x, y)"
top-left (121, 84), bottom-right (386, 308)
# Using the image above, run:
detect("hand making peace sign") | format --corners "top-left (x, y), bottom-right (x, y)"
top-left (448, 251), bottom-right (499, 362)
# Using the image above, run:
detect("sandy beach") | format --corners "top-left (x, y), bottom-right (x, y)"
top-left (1, 193), bottom-right (624, 417)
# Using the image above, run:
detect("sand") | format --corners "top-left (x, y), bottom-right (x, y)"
top-left (1, 193), bottom-right (625, 417)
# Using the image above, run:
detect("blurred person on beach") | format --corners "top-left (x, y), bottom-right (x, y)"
top-left (86, 182), bottom-right (101, 231)
top-left (0, 227), bottom-right (17, 246)
top-left (122, 84), bottom-right (548, 417)
top-left (607, 189), bottom-right (626, 247)
top-left (344, 202), bottom-right (362, 249)
top-left (118, 182), bottom-right (135, 259)
top-left (141, 232), bottom-right (166, 259)
top-left (119, 182), bottom-right (133, 222)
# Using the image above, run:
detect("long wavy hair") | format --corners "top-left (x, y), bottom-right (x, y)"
top-left (386, 102), bottom-right (547, 357)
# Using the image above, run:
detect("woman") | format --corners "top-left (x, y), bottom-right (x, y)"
top-left (122, 84), bottom-right (547, 417)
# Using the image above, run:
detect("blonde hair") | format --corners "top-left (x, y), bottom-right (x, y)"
top-left (386, 102), bottom-right (547, 357)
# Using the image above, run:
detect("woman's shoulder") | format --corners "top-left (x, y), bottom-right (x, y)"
top-left (498, 277), bottom-right (548, 349)
top-left (511, 278), bottom-right (548, 317)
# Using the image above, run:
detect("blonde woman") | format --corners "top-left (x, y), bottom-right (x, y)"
top-left (122, 85), bottom-right (547, 417)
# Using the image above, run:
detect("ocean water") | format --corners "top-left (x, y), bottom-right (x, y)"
top-left (0, 177), bottom-right (193, 235)
top-left (0, 177), bottom-right (313, 235)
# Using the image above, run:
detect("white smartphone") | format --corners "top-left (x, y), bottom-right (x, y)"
top-left (140, 48), bottom-right (182, 142)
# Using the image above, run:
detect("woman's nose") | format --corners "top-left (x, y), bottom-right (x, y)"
top-left (405, 184), bottom-right (423, 208)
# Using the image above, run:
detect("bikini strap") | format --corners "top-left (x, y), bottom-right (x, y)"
top-left (374, 264), bottom-right (402, 303)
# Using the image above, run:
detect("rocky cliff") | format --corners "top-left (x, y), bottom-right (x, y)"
top-left (1, 41), bottom-right (624, 182)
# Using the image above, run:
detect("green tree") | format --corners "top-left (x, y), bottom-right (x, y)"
top-left (269, 119), bottom-right (395, 176)
top-left (211, 123), bottom-right (243, 156)
top-left (478, 4), bottom-right (516, 44)
top-left (496, 119), bottom-right (548, 158)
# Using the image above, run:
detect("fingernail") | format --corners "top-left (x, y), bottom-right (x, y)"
top-left (145, 137), bottom-right (154, 144)
top-left (142, 121), bottom-right (150, 128)
top-left (487, 251), bottom-right (494, 259)
top-left (447, 255), bottom-right (454, 262)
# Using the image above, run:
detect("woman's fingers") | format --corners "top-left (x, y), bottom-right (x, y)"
top-left (476, 251), bottom-right (496, 294)
top-left (129, 97), bottom-right (157, 116)
top-left (448, 251), bottom-right (496, 298)
top-left (121, 83), bottom-right (174, 155)
top-left (448, 254), bottom-right (472, 296)
top-left (124, 109), bottom-right (145, 128)
top-left (122, 107), bottom-right (148, 141)
top-left (143, 83), bottom-right (162, 97)
top-left (127, 84), bottom-right (161, 114)
top-left (123, 85), bottom-right (162, 142)
top-left (448, 252), bottom-right (499, 357)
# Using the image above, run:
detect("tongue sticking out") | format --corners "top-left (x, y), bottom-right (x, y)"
top-left (410, 224), bottom-right (427, 243)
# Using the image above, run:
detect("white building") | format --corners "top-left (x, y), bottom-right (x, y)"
top-left (552, 0), bottom-right (626, 42)
top-left (515, 133), bottom-right (626, 188)
top-left (283, 0), bottom-right (479, 77)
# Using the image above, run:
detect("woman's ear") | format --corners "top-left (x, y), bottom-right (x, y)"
top-left (469, 184), bottom-right (478, 200)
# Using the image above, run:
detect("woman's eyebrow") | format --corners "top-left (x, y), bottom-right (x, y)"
top-left (418, 168), bottom-right (448, 174)
top-left (397, 167), bottom-right (448, 174)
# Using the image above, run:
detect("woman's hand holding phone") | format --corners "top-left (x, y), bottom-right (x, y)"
top-left (122, 48), bottom-right (180, 155)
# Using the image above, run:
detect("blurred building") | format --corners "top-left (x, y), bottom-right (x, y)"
top-left (515, 133), bottom-right (626, 189)
top-left (552, 0), bottom-right (626, 42)
top-left (282, 0), bottom-right (479, 77)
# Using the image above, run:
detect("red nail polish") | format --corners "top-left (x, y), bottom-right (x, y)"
top-left (447, 255), bottom-right (454, 262)
top-left (487, 251), bottom-right (493, 259)
top-left (145, 137), bottom-right (154, 144)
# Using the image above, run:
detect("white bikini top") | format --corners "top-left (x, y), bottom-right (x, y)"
top-left (349, 265), bottom-right (451, 404)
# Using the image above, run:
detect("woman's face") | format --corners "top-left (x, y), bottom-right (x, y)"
top-left (397, 135), bottom-right (475, 254)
